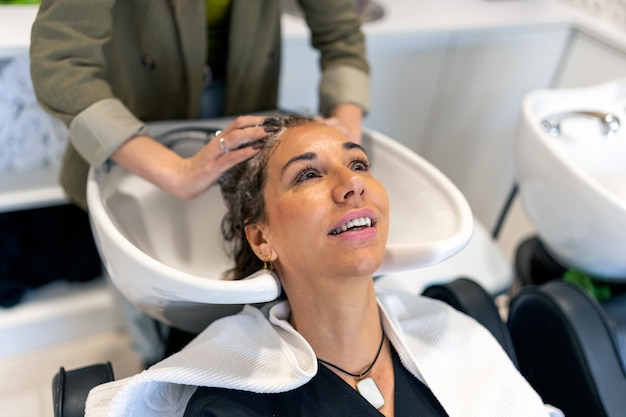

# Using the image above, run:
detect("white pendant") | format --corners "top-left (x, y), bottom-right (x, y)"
top-left (356, 377), bottom-right (385, 409)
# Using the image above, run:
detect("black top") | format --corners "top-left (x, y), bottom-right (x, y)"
top-left (184, 347), bottom-right (449, 417)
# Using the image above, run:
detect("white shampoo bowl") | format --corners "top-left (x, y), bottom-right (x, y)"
top-left (515, 80), bottom-right (626, 281)
top-left (88, 119), bottom-right (473, 332)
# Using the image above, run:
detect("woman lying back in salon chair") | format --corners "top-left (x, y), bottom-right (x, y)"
top-left (85, 116), bottom-right (560, 417)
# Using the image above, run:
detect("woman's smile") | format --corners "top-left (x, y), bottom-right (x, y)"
top-left (328, 208), bottom-right (378, 241)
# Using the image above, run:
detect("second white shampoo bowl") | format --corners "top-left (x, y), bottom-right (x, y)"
top-left (88, 119), bottom-right (473, 332)
top-left (516, 80), bottom-right (626, 281)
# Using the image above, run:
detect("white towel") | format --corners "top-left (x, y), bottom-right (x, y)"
top-left (86, 294), bottom-right (556, 417)
top-left (378, 291), bottom-right (553, 416)
top-left (86, 303), bottom-right (317, 417)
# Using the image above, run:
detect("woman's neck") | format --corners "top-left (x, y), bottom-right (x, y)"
top-left (284, 275), bottom-right (395, 416)
top-left (286, 277), bottom-right (382, 371)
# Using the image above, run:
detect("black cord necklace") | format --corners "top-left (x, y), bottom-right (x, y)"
top-left (317, 329), bottom-right (385, 378)
top-left (317, 329), bottom-right (387, 409)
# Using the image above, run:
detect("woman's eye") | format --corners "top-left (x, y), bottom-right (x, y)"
top-left (295, 167), bottom-right (320, 183)
top-left (351, 158), bottom-right (371, 171)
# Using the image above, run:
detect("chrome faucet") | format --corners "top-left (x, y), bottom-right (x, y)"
top-left (540, 111), bottom-right (620, 136)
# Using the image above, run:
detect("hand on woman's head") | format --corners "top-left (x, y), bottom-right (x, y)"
top-left (176, 116), bottom-right (279, 199)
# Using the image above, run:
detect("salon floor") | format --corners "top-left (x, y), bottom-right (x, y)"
top-left (0, 328), bottom-right (143, 417)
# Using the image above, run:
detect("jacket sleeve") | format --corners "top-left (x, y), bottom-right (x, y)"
top-left (30, 0), bottom-right (144, 166)
top-left (297, 0), bottom-right (371, 116)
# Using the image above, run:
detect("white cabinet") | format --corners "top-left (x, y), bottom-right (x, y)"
top-left (0, 167), bottom-right (67, 212)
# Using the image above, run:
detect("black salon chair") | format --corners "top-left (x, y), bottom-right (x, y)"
top-left (508, 280), bottom-right (626, 417)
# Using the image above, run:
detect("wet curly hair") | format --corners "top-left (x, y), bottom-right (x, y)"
top-left (219, 114), bottom-right (320, 280)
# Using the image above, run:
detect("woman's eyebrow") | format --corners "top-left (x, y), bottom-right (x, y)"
top-left (281, 152), bottom-right (316, 174)
top-left (280, 142), bottom-right (368, 174)
top-left (344, 141), bottom-right (366, 154)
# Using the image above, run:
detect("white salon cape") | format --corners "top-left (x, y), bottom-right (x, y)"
top-left (85, 289), bottom-right (561, 417)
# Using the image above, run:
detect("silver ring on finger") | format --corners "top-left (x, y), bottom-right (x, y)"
top-left (219, 136), bottom-right (229, 154)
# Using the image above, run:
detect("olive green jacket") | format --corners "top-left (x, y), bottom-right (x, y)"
top-left (30, 0), bottom-right (369, 209)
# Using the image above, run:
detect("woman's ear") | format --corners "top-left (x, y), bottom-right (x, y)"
top-left (244, 223), bottom-right (272, 258)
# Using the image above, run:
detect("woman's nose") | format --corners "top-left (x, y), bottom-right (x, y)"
top-left (333, 169), bottom-right (365, 203)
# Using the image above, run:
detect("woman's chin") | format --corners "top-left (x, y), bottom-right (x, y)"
top-left (341, 255), bottom-right (383, 278)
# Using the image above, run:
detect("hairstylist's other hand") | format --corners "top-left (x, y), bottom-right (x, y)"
top-left (323, 103), bottom-right (363, 144)
top-left (111, 115), bottom-right (278, 199)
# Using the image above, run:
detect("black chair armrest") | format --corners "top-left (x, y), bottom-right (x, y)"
top-left (52, 362), bottom-right (115, 417)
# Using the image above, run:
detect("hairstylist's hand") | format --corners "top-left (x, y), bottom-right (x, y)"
top-left (323, 103), bottom-right (363, 144)
top-left (111, 115), bottom-right (278, 199)
top-left (178, 115), bottom-right (280, 197)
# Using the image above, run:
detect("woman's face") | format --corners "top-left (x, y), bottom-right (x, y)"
top-left (250, 123), bottom-right (389, 282)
